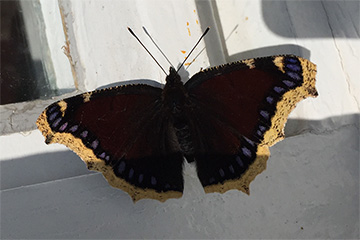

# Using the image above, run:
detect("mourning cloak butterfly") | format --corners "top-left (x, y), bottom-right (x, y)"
top-left (37, 55), bottom-right (317, 202)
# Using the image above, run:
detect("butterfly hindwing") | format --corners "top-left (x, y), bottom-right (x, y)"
top-left (185, 55), bottom-right (317, 194)
top-left (37, 84), bottom-right (184, 202)
top-left (193, 136), bottom-right (270, 195)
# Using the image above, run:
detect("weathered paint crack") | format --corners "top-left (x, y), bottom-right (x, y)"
top-left (321, 1), bottom-right (360, 111)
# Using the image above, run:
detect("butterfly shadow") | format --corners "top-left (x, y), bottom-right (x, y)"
top-left (96, 79), bottom-right (164, 90)
top-left (226, 44), bottom-right (312, 64)
top-left (96, 68), bottom-right (191, 90)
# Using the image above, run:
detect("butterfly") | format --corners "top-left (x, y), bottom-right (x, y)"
top-left (37, 44), bottom-right (317, 202)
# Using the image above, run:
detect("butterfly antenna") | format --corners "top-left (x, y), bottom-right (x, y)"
top-left (127, 27), bottom-right (168, 75)
top-left (177, 27), bottom-right (210, 73)
top-left (142, 26), bottom-right (175, 69)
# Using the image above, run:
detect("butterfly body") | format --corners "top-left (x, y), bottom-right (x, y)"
top-left (161, 67), bottom-right (195, 156)
top-left (37, 55), bottom-right (317, 202)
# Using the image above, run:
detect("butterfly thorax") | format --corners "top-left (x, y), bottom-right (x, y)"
top-left (163, 67), bottom-right (195, 156)
top-left (163, 67), bottom-right (187, 114)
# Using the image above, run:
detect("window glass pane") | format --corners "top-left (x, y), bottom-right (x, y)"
top-left (1, 0), bottom-right (58, 105)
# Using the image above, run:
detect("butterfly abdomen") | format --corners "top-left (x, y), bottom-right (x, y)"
top-left (172, 117), bottom-right (194, 155)
top-left (164, 93), bottom-right (196, 156)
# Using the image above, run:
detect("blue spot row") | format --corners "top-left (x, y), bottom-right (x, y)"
top-left (254, 56), bottom-right (303, 141)
top-left (115, 161), bottom-right (175, 190)
top-left (206, 136), bottom-right (257, 186)
top-left (283, 56), bottom-right (303, 84)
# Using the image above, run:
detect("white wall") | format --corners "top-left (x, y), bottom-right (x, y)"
top-left (1, 0), bottom-right (359, 238)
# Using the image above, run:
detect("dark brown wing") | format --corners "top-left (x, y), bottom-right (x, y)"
top-left (185, 55), bottom-right (317, 194)
top-left (37, 84), bottom-right (184, 202)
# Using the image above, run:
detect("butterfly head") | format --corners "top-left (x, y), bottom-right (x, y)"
top-left (165, 67), bottom-right (182, 86)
